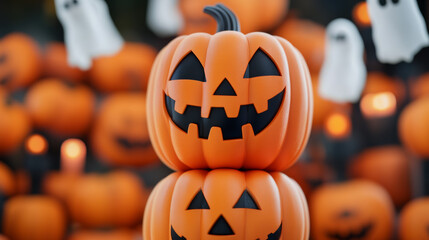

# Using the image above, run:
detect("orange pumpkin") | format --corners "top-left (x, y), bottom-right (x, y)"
top-left (147, 4), bottom-right (313, 170)
top-left (68, 229), bottom-right (141, 240)
top-left (310, 180), bottom-right (395, 240)
top-left (89, 43), bottom-right (157, 92)
top-left (179, 0), bottom-right (289, 35)
top-left (143, 169), bottom-right (309, 239)
top-left (399, 96), bottom-right (429, 158)
top-left (2, 195), bottom-right (67, 240)
top-left (0, 87), bottom-right (31, 154)
top-left (349, 146), bottom-right (412, 208)
top-left (410, 72), bottom-right (429, 100)
top-left (25, 78), bottom-right (95, 137)
top-left (0, 33), bottom-right (42, 91)
top-left (91, 93), bottom-right (158, 166)
top-left (42, 172), bottom-right (79, 202)
top-left (274, 18), bottom-right (326, 74)
top-left (0, 162), bottom-right (15, 196)
top-left (0, 235), bottom-right (8, 240)
top-left (43, 42), bottom-right (87, 83)
top-left (399, 197), bottom-right (429, 240)
top-left (67, 171), bottom-right (149, 228)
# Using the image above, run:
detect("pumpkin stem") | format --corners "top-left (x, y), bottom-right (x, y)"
top-left (204, 4), bottom-right (240, 32)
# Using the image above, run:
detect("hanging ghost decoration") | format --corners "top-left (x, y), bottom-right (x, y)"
top-left (319, 19), bottom-right (366, 103)
top-left (367, 0), bottom-right (429, 64)
top-left (146, 0), bottom-right (183, 37)
top-left (55, 0), bottom-right (124, 70)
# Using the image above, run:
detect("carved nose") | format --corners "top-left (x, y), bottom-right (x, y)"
top-left (214, 78), bottom-right (237, 96)
top-left (209, 215), bottom-right (234, 235)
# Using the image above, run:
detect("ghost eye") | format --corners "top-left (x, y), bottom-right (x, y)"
top-left (233, 189), bottom-right (260, 209)
top-left (379, 0), bottom-right (387, 6)
top-left (392, 0), bottom-right (399, 4)
top-left (170, 51), bottom-right (206, 82)
top-left (243, 48), bottom-right (281, 78)
top-left (73, 0), bottom-right (78, 5)
top-left (334, 33), bottom-right (347, 41)
top-left (187, 190), bottom-right (210, 210)
top-left (64, 2), bottom-right (71, 9)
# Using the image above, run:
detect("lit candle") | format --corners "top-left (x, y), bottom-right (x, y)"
top-left (324, 112), bottom-right (352, 140)
top-left (25, 134), bottom-right (48, 155)
top-left (360, 92), bottom-right (397, 118)
top-left (61, 139), bottom-right (86, 174)
top-left (24, 134), bottom-right (50, 193)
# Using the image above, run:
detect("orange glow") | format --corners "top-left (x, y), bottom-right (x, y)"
top-left (61, 139), bottom-right (86, 174)
top-left (25, 134), bottom-right (48, 155)
top-left (353, 2), bottom-right (371, 27)
top-left (324, 112), bottom-right (352, 139)
top-left (361, 92), bottom-right (397, 118)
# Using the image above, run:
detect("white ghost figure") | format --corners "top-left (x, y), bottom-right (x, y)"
top-left (147, 0), bottom-right (183, 37)
top-left (368, 0), bottom-right (429, 64)
top-left (55, 0), bottom-right (124, 70)
top-left (319, 19), bottom-right (367, 103)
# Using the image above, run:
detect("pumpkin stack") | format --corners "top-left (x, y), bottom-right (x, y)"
top-left (143, 4), bottom-right (313, 239)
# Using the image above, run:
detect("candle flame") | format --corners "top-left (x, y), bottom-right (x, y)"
top-left (324, 112), bottom-right (352, 139)
top-left (361, 92), bottom-right (397, 118)
top-left (61, 139), bottom-right (86, 174)
top-left (25, 134), bottom-right (48, 155)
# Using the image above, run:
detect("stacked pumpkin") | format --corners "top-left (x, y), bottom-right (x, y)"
top-left (143, 4), bottom-right (312, 239)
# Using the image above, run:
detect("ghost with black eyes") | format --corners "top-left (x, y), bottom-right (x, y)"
top-left (55, 0), bottom-right (124, 70)
top-left (368, 0), bottom-right (429, 63)
top-left (319, 19), bottom-right (367, 103)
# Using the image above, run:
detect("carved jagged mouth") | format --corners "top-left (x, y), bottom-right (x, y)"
top-left (0, 74), bottom-right (13, 86)
top-left (115, 136), bottom-right (152, 150)
top-left (326, 223), bottom-right (373, 240)
top-left (165, 89), bottom-right (285, 140)
top-left (171, 223), bottom-right (282, 240)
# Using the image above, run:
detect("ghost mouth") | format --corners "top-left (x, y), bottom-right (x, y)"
top-left (115, 136), bottom-right (152, 149)
top-left (326, 222), bottom-right (373, 240)
top-left (165, 88), bottom-right (285, 140)
top-left (171, 223), bottom-right (282, 240)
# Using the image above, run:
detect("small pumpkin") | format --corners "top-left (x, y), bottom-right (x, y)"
top-left (143, 169), bottom-right (309, 240)
top-left (349, 146), bottom-right (412, 208)
top-left (2, 195), bottom-right (67, 240)
top-left (310, 180), bottom-right (395, 240)
top-left (410, 72), bottom-right (429, 100)
top-left (42, 172), bottom-right (79, 202)
top-left (147, 4), bottom-right (313, 170)
top-left (179, 0), bottom-right (289, 35)
top-left (68, 229), bottom-right (141, 240)
top-left (399, 197), bottom-right (429, 240)
top-left (43, 42), bottom-right (87, 83)
top-left (67, 171), bottom-right (149, 228)
top-left (274, 18), bottom-right (326, 74)
top-left (0, 87), bottom-right (31, 154)
top-left (399, 96), bottom-right (429, 158)
top-left (0, 33), bottom-right (42, 91)
top-left (25, 78), bottom-right (95, 137)
top-left (91, 93), bottom-right (158, 166)
top-left (89, 43), bottom-right (157, 92)
top-left (0, 162), bottom-right (15, 196)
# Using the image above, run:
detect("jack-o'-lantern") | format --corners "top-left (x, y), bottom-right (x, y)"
top-left (310, 180), bottom-right (395, 240)
top-left (89, 43), bottom-right (157, 92)
top-left (179, 0), bottom-right (289, 35)
top-left (147, 4), bottom-right (313, 170)
top-left (410, 73), bottom-right (429, 100)
top-left (349, 146), bottom-right (412, 208)
top-left (0, 162), bottom-right (15, 196)
top-left (143, 169), bottom-right (309, 240)
top-left (399, 197), bottom-right (429, 240)
top-left (91, 93), bottom-right (158, 166)
top-left (2, 195), bottom-right (67, 240)
top-left (399, 96), bottom-right (429, 158)
top-left (0, 87), bottom-right (31, 154)
top-left (68, 229), bottom-right (141, 240)
top-left (67, 171), bottom-right (149, 228)
top-left (43, 42), bottom-right (87, 83)
top-left (25, 78), bottom-right (95, 137)
top-left (274, 18), bottom-right (326, 74)
top-left (0, 33), bottom-right (42, 91)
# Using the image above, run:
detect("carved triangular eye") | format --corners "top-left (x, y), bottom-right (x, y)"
top-left (187, 190), bottom-right (210, 210)
top-left (243, 48), bottom-right (281, 78)
top-left (233, 189), bottom-right (260, 209)
top-left (170, 51), bottom-right (206, 82)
